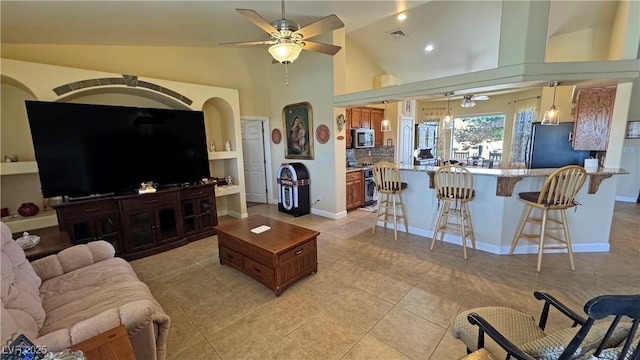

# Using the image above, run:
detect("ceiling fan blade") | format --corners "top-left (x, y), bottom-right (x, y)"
top-left (218, 40), bottom-right (272, 47)
top-left (472, 95), bottom-right (490, 101)
top-left (236, 9), bottom-right (279, 34)
top-left (302, 41), bottom-right (342, 56)
top-left (295, 14), bottom-right (344, 39)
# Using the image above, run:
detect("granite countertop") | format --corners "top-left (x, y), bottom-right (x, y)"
top-left (346, 166), bottom-right (373, 173)
top-left (397, 165), bottom-right (629, 177)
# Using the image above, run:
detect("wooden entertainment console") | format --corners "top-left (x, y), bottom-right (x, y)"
top-left (54, 183), bottom-right (217, 260)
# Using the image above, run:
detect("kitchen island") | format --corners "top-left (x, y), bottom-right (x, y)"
top-left (382, 165), bottom-right (628, 255)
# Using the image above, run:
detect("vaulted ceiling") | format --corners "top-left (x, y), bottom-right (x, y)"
top-left (0, 1), bottom-right (620, 87)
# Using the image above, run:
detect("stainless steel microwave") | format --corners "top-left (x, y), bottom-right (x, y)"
top-left (352, 128), bottom-right (375, 148)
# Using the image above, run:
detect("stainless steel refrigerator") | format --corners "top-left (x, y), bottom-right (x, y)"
top-left (526, 122), bottom-right (591, 169)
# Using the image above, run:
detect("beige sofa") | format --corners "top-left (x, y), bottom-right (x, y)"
top-left (0, 222), bottom-right (170, 359)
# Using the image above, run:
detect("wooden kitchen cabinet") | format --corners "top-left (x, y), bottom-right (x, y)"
top-left (572, 86), bottom-right (616, 150)
top-left (370, 108), bottom-right (385, 146)
top-left (346, 170), bottom-right (364, 210)
top-left (346, 108), bottom-right (352, 148)
top-left (349, 107), bottom-right (371, 129)
top-left (346, 106), bottom-right (383, 148)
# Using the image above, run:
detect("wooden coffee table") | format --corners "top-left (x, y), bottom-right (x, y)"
top-left (215, 215), bottom-right (319, 296)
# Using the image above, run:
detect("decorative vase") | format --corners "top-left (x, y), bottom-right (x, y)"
top-left (18, 202), bottom-right (39, 217)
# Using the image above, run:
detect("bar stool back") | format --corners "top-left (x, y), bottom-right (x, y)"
top-left (371, 162), bottom-right (408, 241)
top-left (432, 165), bottom-right (476, 259)
top-left (509, 165), bottom-right (587, 271)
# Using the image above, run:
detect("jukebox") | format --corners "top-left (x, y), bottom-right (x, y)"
top-left (277, 163), bottom-right (310, 217)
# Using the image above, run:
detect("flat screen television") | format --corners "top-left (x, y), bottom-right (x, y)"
top-left (25, 100), bottom-right (210, 199)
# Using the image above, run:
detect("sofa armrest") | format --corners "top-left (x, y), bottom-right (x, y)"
top-left (31, 241), bottom-right (115, 281)
top-left (33, 300), bottom-right (170, 358)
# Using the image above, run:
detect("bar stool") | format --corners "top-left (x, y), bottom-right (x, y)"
top-left (509, 165), bottom-right (587, 272)
top-left (371, 162), bottom-right (408, 241)
top-left (431, 165), bottom-right (476, 259)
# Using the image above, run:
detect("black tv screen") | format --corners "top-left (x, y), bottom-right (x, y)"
top-left (26, 100), bottom-right (210, 199)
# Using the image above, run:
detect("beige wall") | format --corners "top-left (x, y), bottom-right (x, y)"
top-left (546, 27), bottom-right (611, 62)
top-left (1, 44), bottom-right (271, 116)
top-left (2, 32), bottom-right (348, 217)
top-left (343, 37), bottom-right (386, 95)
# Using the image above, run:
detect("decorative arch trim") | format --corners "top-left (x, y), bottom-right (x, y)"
top-left (52, 74), bottom-right (193, 105)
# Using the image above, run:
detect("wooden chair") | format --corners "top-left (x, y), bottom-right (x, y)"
top-left (432, 165), bottom-right (476, 259)
top-left (509, 165), bottom-right (587, 271)
top-left (453, 151), bottom-right (470, 160)
top-left (452, 291), bottom-right (640, 360)
top-left (371, 162), bottom-right (408, 241)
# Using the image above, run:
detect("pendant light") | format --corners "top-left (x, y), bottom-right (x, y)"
top-left (442, 92), bottom-right (454, 128)
top-left (541, 81), bottom-right (560, 125)
top-left (381, 101), bottom-right (391, 132)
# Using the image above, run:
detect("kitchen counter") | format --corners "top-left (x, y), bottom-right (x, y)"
top-left (397, 165), bottom-right (628, 196)
top-left (346, 166), bottom-right (372, 173)
top-left (374, 166), bottom-right (630, 255)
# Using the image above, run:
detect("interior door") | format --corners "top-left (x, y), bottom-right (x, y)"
top-left (241, 120), bottom-right (267, 203)
top-left (399, 116), bottom-right (414, 165)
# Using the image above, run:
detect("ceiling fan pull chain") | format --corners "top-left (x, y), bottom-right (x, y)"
top-left (285, 64), bottom-right (289, 86)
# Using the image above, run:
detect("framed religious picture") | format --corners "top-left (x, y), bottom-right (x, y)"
top-left (283, 102), bottom-right (314, 159)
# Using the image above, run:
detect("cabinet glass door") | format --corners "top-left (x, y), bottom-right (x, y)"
top-left (128, 211), bottom-right (155, 250)
top-left (157, 206), bottom-right (180, 243)
top-left (182, 201), bottom-right (198, 235)
top-left (69, 220), bottom-right (94, 245)
top-left (96, 215), bottom-right (121, 254)
top-left (199, 198), bottom-right (214, 230)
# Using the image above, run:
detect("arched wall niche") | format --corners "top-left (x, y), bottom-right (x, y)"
top-left (202, 97), bottom-right (236, 152)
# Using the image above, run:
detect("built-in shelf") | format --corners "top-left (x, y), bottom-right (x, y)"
top-left (215, 184), bottom-right (240, 197)
top-left (208, 151), bottom-right (237, 160)
top-left (0, 161), bottom-right (39, 175)
top-left (3, 209), bottom-right (58, 233)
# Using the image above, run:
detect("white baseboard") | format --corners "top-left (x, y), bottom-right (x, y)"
top-left (311, 208), bottom-right (346, 219)
top-left (375, 221), bottom-right (610, 255)
top-left (615, 196), bottom-right (638, 203)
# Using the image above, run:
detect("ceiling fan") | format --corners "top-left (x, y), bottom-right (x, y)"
top-left (219, 0), bottom-right (345, 65)
top-left (460, 94), bottom-right (489, 108)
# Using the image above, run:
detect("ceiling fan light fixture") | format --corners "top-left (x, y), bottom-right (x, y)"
top-left (268, 42), bottom-right (303, 64)
top-left (461, 98), bottom-right (476, 108)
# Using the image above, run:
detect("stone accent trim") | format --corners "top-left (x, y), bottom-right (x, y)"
top-left (52, 75), bottom-right (193, 105)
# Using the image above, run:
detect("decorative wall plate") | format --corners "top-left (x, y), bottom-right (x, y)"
top-left (315, 124), bottom-right (330, 144)
top-left (271, 128), bottom-right (282, 144)
top-left (337, 135), bottom-right (345, 140)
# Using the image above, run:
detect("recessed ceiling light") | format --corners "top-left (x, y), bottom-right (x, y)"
top-left (397, 13), bottom-right (407, 21)
top-left (425, 44), bottom-right (434, 52)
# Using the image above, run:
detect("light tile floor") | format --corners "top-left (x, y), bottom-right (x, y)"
top-left (130, 202), bottom-right (640, 360)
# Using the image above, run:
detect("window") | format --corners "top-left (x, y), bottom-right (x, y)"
top-left (451, 114), bottom-right (505, 159)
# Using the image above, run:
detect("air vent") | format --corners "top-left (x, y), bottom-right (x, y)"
top-left (387, 28), bottom-right (407, 40)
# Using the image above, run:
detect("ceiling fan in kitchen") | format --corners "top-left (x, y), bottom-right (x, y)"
top-left (460, 94), bottom-right (490, 108)
top-left (218, 0), bottom-right (344, 66)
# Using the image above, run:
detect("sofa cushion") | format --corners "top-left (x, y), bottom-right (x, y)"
top-left (1, 222), bottom-right (46, 346)
top-left (38, 257), bottom-right (161, 337)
